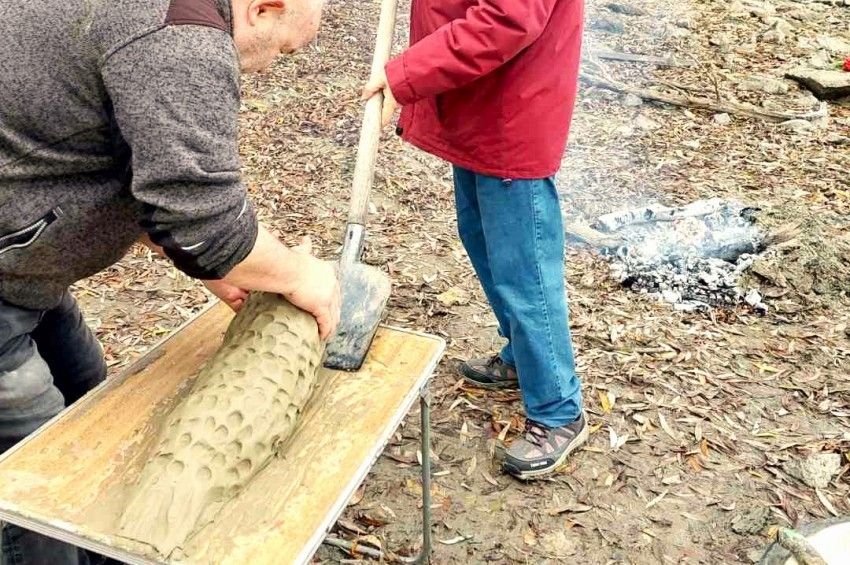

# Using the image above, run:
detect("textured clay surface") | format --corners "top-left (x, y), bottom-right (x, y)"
top-left (117, 292), bottom-right (324, 555)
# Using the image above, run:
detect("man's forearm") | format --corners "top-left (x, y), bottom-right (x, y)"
top-left (140, 225), bottom-right (306, 293)
top-left (217, 226), bottom-right (307, 295)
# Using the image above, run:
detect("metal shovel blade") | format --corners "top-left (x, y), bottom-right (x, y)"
top-left (324, 262), bottom-right (391, 371)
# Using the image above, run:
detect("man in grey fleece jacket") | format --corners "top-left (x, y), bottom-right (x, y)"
top-left (0, 0), bottom-right (336, 562)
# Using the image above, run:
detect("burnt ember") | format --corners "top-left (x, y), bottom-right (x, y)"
top-left (597, 200), bottom-right (768, 312)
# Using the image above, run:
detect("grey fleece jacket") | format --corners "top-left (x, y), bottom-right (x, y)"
top-left (0, 0), bottom-right (258, 310)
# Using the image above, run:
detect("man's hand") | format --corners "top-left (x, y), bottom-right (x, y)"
top-left (203, 279), bottom-right (249, 312)
top-left (362, 69), bottom-right (398, 127)
top-left (279, 236), bottom-right (341, 341)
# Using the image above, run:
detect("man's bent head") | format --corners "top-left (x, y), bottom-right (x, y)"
top-left (231, 0), bottom-right (325, 73)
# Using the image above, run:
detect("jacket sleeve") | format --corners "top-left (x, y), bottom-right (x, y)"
top-left (385, 0), bottom-right (560, 105)
top-left (102, 25), bottom-right (258, 280)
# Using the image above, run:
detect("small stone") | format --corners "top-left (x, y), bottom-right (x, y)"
top-left (634, 115), bottom-right (661, 131)
top-left (786, 68), bottom-right (850, 100)
top-left (622, 93), bottom-right (643, 107)
top-left (667, 25), bottom-right (692, 38)
top-left (773, 18), bottom-right (794, 35)
top-left (760, 18), bottom-right (792, 44)
top-left (731, 505), bottom-right (770, 535)
top-left (785, 8), bottom-right (818, 23)
top-left (783, 453), bottom-right (842, 489)
top-left (808, 50), bottom-right (834, 70)
top-left (682, 140), bottom-right (701, 150)
top-left (826, 134), bottom-right (850, 146)
top-left (779, 119), bottom-right (815, 133)
top-left (738, 76), bottom-right (789, 95)
top-left (743, 0), bottom-right (776, 17)
top-left (709, 33), bottom-right (731, 48)
top-left (673, 17), bottom-right (693, 29)
top-left (615, 124), bottom-right (635, 137)
top-left (592, 16), bottom-right (626, 34)
top-left (605, 2), bottom-right (647, 16)
top-left (539, 530), bottom-right (579, 557)
top-left (661, 289), bottom-right (682, 303)
top-left (816, 34), bottom-right (850, 54)
top-left (762, 29), bottom-right (786, 44)
top-left (744, 289), bottom-right (764, 309)
top-left (713, 113), bottom-right (732, 125)
top-left (796, 36), bottom-right (817, 52)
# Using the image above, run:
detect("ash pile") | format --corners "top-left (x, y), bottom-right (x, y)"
top-left (595, 199), bottom-right (768, 312)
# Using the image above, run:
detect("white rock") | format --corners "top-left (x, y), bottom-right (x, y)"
top-left (674, 17), bottom-right (693, 29)
top-left (667, 26), bottom-right (692, 38)
top-left (779, 119), bottom-right (814, 133)
top-left (661, 289), bottom-right (682, 303)
top-left (808, 50), bottom-right (835, 70)
top-left (742, 0), bottom-right (776, 19)
top-left (635, 115), bottom-right (661, 131)
top-left (783, 453), bottom-right (842, 489)
top-left (713, 113), bottom-right (732, 125)
top-left (816, 35), bottom-right (850, 54)
top-left (615, 124), bottom-right (635, 137)
top-left (773, 18), bottom-right (794, 35)
top-left (785, 8), bottom-right (818, 23)
top-left (729, 0), bottom-right (748, 14)
top-left (738, 76), bottom-right (789, 95)
top-left (744, 289), bottom-right (763, 306)
top-left (709, 33), bottom-right (731, 48)
top-left (623, 93), bottom-right (643, 107)
top-left (682, 140), bottom-right (701, 149)
top-left (762, 29), bottom-right (787, 44)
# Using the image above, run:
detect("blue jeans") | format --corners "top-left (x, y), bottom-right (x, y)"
top-left (453, 167), bottom-right (582, 427)
top-left (0, 292), bottom-right (119, 565)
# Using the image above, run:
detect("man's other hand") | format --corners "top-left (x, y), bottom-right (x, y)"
top-left (362, 69), bottom-right (398, 127)
top-left (282, 236), bottom-right (341, 341)
top-left (203, 279), bottom-right (249, 312)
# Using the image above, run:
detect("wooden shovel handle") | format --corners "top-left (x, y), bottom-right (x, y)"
top-left (347, 0), bottom-right (398, 226)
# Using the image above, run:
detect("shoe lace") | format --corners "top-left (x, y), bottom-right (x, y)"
top-left (523, 419), bottom-right (548, 448)
top-left (485, 354), bottom-right (502, 369)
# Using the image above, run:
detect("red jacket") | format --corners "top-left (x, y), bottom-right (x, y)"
top-left (385, 0), bottom-right (584, 179)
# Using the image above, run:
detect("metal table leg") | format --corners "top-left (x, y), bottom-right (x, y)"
top-left (396, 385), bottom-right (432, 564)
top-left (416, 386), bottom-right (432, 564)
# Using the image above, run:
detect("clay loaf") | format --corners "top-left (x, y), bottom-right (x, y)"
top-left (118, 292), bottom-right (324, 555)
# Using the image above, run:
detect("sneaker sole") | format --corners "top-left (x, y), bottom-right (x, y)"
top-left (461, 373), bottom-right (519, 390)
top-left (459, 365), bottom-right (519, 390)
top-left (505, 420), bottom-right (590, 480)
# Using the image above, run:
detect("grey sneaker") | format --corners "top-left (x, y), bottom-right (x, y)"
top-left (460, 355), bottom-right (519, 389)
top-left (503, 413), bottom-right (588, 480)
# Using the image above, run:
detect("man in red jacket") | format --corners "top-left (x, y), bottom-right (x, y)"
top-left (363, 0), bottom-right (586, 479)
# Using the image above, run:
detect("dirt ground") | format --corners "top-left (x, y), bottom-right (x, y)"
top-left (75, 0), bottom-right (849, 563)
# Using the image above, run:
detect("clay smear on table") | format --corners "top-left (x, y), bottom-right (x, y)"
top-left (117, 292), bottom-right (324, 556)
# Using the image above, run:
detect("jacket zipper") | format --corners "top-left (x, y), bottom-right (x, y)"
top-left (0, 207), bottom-right (63, 257)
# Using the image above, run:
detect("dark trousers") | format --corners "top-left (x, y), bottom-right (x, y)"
top-left (0, 292), bottom-right (117, 565)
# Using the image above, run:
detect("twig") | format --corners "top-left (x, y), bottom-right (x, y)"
top-left (589, 49), bottom-right (692, 68)
top-left (324, 537), bottom-right (385, 560)
top-left (580, 73), bottom-right (829, 122)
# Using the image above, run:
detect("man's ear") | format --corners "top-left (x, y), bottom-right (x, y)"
top-left (247, 0), bottom-right (286, 25)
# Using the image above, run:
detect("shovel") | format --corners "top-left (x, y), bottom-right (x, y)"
top-left (324, 0), bottom-right (398, 371)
